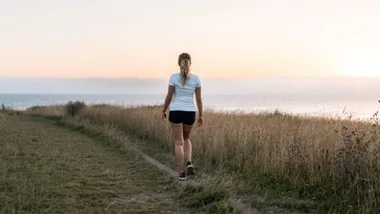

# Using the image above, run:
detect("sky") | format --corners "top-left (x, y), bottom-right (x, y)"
top-left (2, 76), bottom-right (380, 95)
top-left (1, 0), bottom-right (380, 79)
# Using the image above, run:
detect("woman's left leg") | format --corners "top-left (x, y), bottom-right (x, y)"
top-left (170, 122), bottom-right (185, 176)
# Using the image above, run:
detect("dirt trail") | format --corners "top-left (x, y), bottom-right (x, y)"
top-left (123, 138), bottom-right (261, 214)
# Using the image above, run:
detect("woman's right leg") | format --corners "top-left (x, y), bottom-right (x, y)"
top-left (183, 124), bottom-right (194, 175)
top-left (182, 111), bottom-right (196, 175)
top-left (183, 124), bottom-right (193, 164)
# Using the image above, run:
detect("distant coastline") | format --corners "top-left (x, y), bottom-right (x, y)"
top-left (1, 93), bottom-right (379, 121)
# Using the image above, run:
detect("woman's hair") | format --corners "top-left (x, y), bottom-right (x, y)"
top-left (178, 53), bottom-right (191, 86)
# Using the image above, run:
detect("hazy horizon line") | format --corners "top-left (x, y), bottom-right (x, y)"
top-left (0, 75), bottom-right (378, 80)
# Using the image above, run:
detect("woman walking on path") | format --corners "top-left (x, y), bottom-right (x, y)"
top-left (162, 53), bottom-right (204, 181)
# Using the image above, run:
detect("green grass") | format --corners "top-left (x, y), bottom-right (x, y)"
top-left (53, 116), bottom-right (314, 214)
top-left (14, 100), bottom-right (380, 213)
top-left (0, 113), bottom-right (250, 214)
top-left (0, 114), bottom-right (188, 213)
top-left (53, 117), bottom-right (246, 214)
top-left (65, 104), bottom-right (380, 214)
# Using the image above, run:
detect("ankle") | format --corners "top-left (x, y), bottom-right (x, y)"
top-left (186, 161), bottom-right (193, 166)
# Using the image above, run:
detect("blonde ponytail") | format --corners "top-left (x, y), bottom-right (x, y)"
top-left (178, 52), bottom-right (192, 86)
top-left (180, 59), bottom-right (190, 86)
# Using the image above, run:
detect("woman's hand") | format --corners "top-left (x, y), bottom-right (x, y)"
top-left (162, 111), bottom-right (167, 121)
top-left (197, 116), bottom-right (203, 127)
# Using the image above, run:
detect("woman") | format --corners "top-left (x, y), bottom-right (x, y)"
top-left (162, 53), bottom-right (203, 181)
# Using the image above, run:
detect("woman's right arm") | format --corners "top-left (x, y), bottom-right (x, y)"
top-left (195, 86), bottom-right (203, 126)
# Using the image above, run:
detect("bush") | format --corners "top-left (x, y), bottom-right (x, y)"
top-left (65, 101), bottom-right (86, 117)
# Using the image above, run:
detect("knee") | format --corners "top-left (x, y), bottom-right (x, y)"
top-left (175, 139), bottom-right (184, 146)
top-left (183, 137), bottom-right (190, 141)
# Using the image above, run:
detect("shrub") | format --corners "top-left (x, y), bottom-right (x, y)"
top-left (65, 101), bottom-right (86, 117)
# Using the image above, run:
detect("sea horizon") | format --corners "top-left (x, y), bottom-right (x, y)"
top-left (1, 92), bottom-right (379, 121)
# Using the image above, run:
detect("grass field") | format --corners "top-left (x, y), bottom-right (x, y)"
top-left (0, 113), bottom-right (193, 213)
top-left (4, 101), bottom-right (380, 213)
top-left (0, 111), bottom-right (250, 214)
top-left (68, 104), bottom-right (380, 213)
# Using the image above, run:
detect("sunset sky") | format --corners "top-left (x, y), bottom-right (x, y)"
top-left (1, 0), bottom-right (379, 79)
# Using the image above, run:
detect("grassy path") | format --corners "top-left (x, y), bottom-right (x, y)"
top-left (0, 114), bottom-right (189, 213)
top-left (0, 111), bottom-right (311, 214)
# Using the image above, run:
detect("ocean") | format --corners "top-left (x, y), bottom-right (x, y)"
top-left (1, 93), bottom-right (379, 120)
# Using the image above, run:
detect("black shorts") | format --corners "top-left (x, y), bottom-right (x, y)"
top-left (169, 111), bottom-right (196, 125)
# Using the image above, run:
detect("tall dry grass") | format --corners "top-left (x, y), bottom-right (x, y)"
top-left (24, 101), bottom-right (86, 118)
top-left (24, 103), bottom-right (380, 212)
top-left (24, 105), bottom-right (65, 117)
